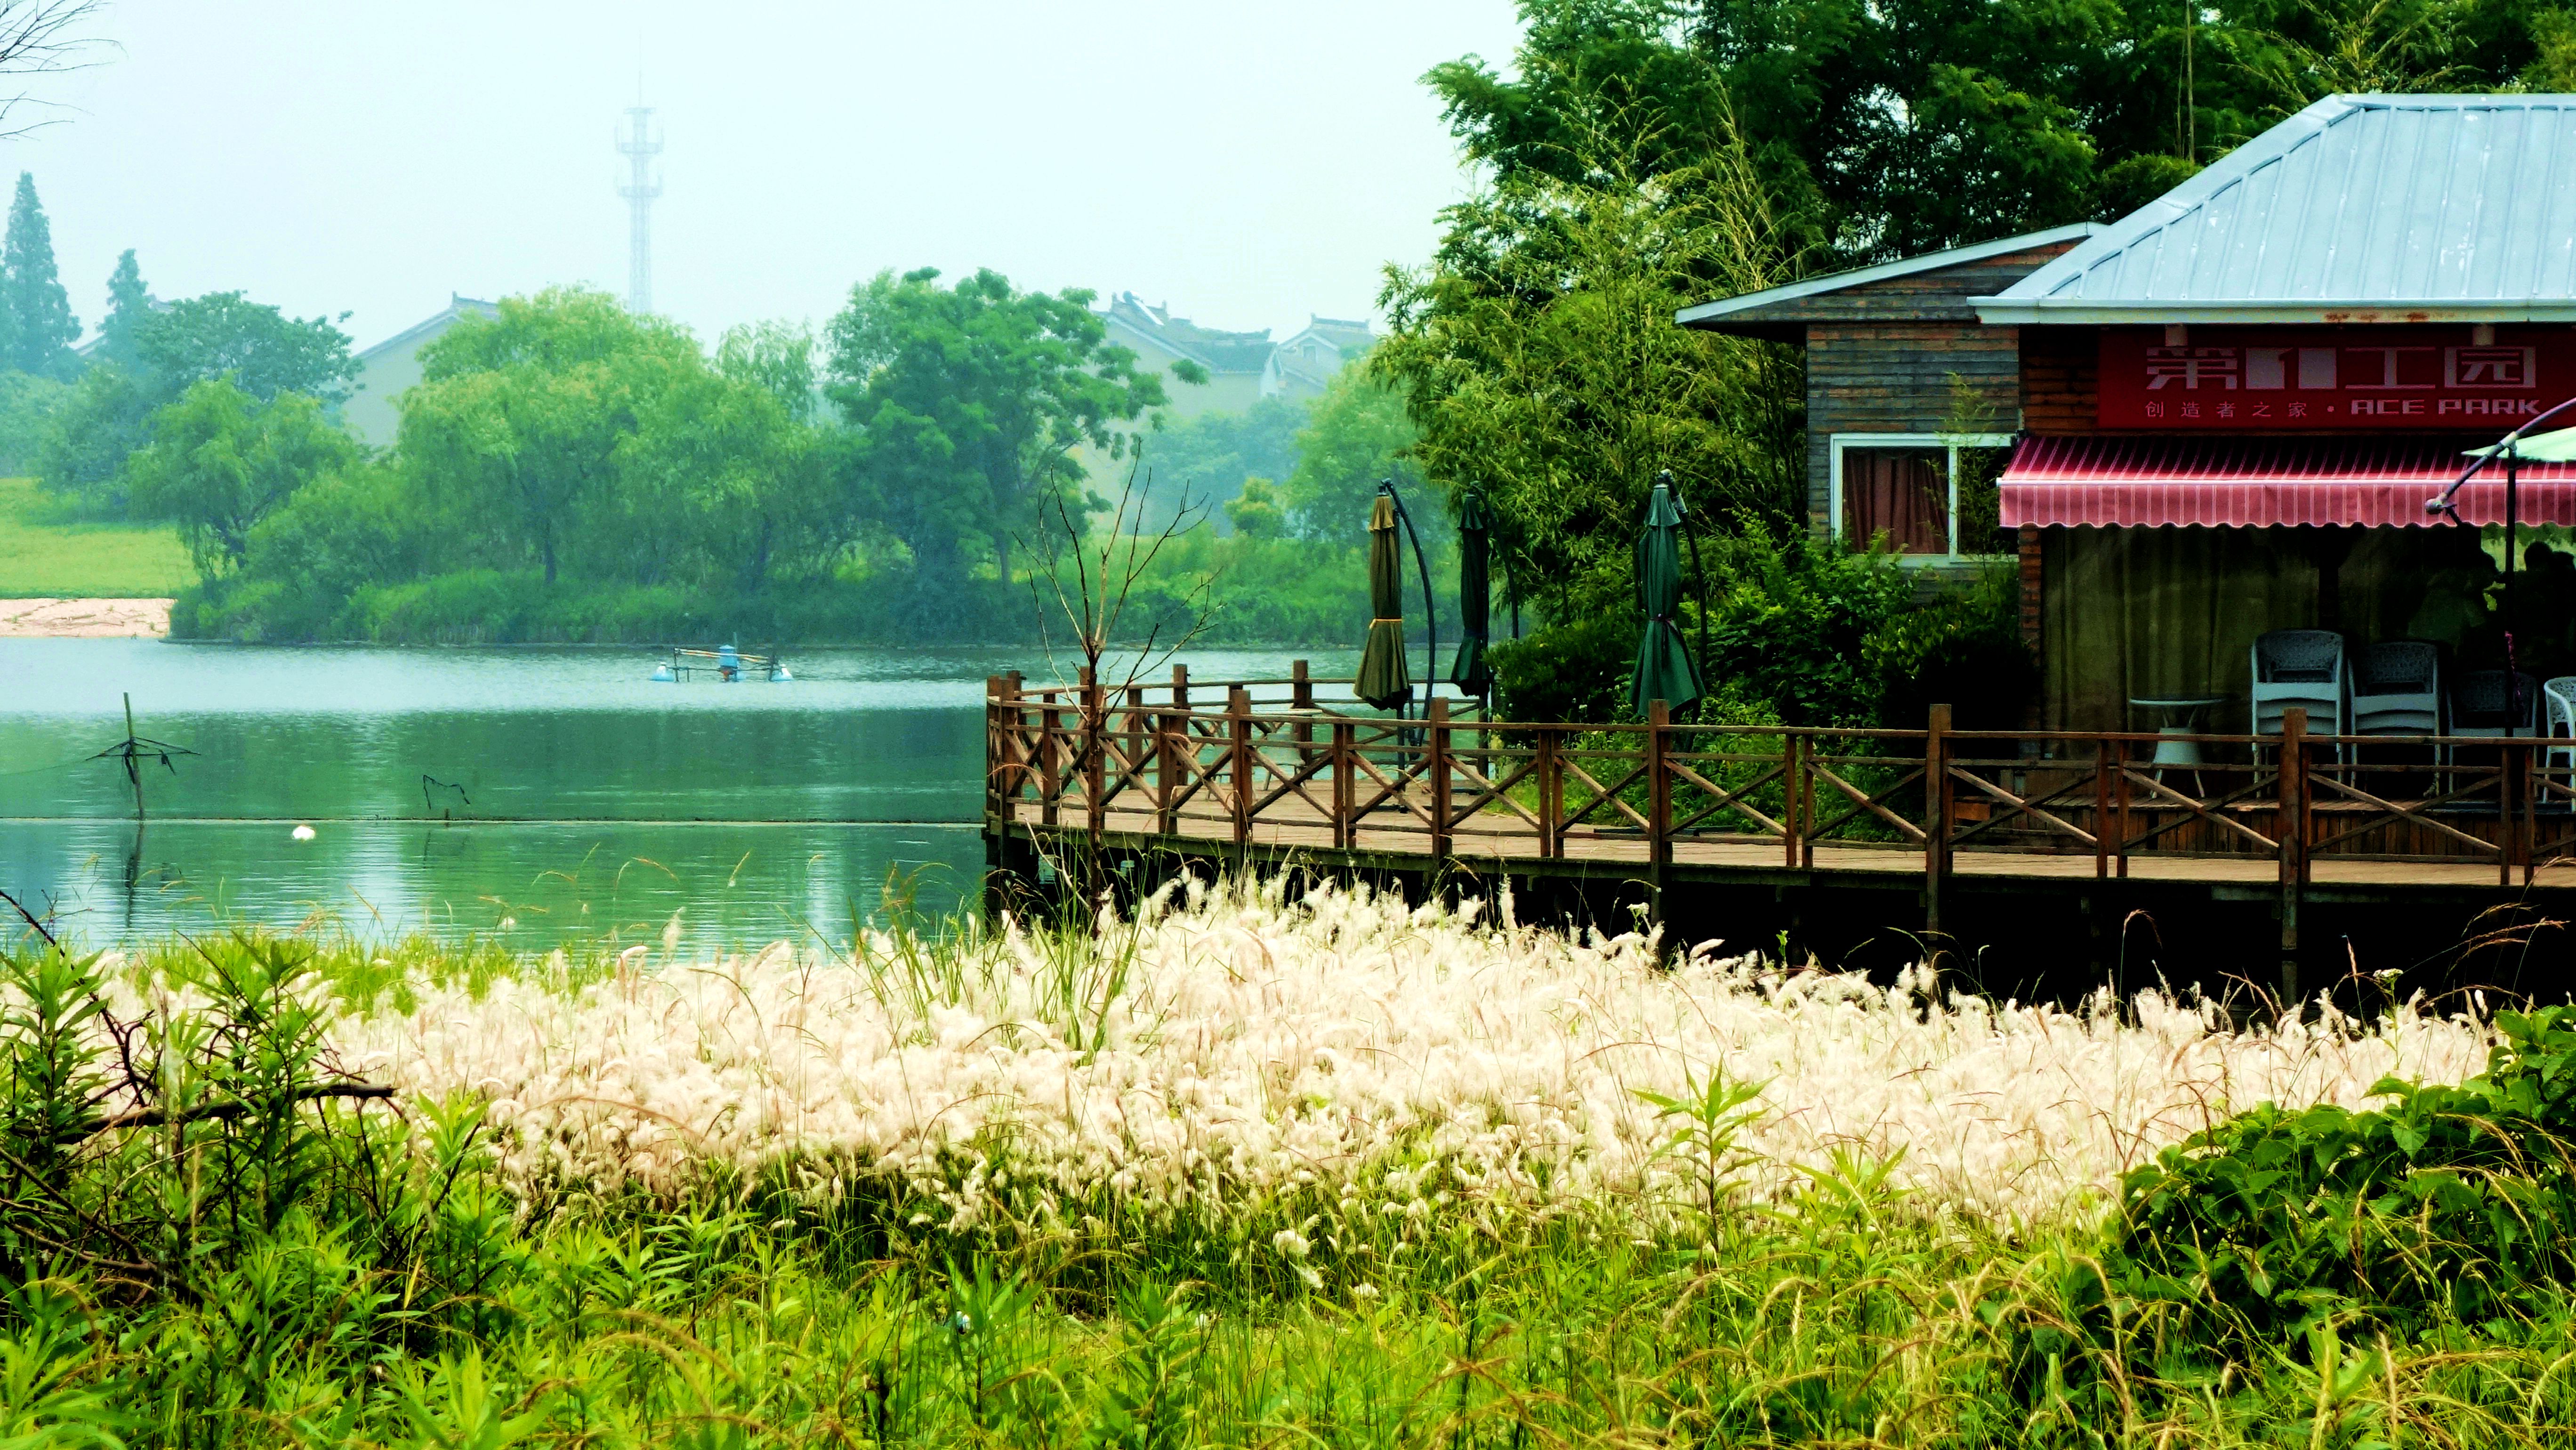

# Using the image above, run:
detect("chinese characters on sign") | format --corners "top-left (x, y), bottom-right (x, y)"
top-left (2097, 329), bottom-right (2570, 429)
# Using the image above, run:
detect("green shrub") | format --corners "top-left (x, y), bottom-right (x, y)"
top-left (1490, 612), bottom-right (1633, 723)
top-left (2104, 1006), bottom-right (2576, 1348)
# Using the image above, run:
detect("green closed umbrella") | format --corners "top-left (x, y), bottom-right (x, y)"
top-left (1630, 478), bottom-right (1703, 717)
top-left (1449, 489), bottom-right (1493, 700)
top-left (1356, 492), bottom-right (1414, 709)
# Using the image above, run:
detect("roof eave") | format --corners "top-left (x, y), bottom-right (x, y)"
top-left (1970, 298), bottom-right (2576, 325)
top-left (1676, 222), bottom-right (2101, 327)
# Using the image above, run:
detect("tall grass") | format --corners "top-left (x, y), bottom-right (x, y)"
top-left (8, 875), bottom-right (2576, 1447)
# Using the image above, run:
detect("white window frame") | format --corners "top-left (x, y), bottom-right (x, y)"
top-left (1827, 432), bottom-right (2017, 564)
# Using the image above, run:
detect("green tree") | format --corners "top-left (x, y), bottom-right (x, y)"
top-left (1223, 476), bottom-right (1289, 540)
top-left (32, 362), bottom-right (150, 514)
top-left (825, 267), bottom-right (1169, 593)
top-left (95, 249), bottom-right (148, 371)
top-left (124, 379), bottom-right (359, 577)
top-left (399, 287), bottom-right (699, 587)
top-left (135, 291), bottom-right (358, 404)
top-left (0, 367), bottom-right (65, 473)
top-left (1377, 137), bottom-right (1800, 625)
top-left (0, 172), bottom-right (76, 378)
top-left (1282, 357), bottom-right (1424, 545)
top-left (606, 360), bottom-right (835, 593)
top-left (716, 319), bottom-right (819, 424)
top-left (1430, 0), bottom-right (2567, 270)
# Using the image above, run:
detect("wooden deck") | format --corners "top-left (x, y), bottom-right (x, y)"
top-left (984, 666), bottom-right (2576, 992)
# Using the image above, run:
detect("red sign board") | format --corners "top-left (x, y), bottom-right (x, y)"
top-left (2096, 326), bottom-right (2576, 429)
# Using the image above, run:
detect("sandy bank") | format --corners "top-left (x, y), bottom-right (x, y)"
top-left (0, 597), bottom-right (173, 637)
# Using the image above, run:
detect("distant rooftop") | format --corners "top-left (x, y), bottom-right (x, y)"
top-left (1976, 94), bottom-right (2576, 324)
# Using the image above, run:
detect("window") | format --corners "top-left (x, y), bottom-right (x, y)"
top-left (1829, 433), bottom-right (2016, 561)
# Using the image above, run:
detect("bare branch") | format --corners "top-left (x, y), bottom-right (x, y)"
top-left (0, 0), bottom-right (112, 138)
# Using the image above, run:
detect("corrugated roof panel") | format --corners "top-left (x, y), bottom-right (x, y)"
top-left (1979, 95), bottom-right (2576, 322)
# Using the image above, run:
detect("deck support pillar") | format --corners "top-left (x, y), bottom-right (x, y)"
top-left (1331, 718), bottom-right (1355, 851)
top-left (1428, 697), bottom-right (1453, 865)
top-left (1227, 686), bottom-right (1253, 869)
top-left (1925, 703), bottom-right (1951, 938)
top-left (2278, 707), bottom-right (2309, 1005)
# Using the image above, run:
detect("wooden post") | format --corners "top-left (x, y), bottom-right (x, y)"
top-left (2093, 737), bottom-right (2111, 879)
top-left (1647, 700), bottom-right (1673, 925)
top-left (1171, 662), bottom-right (1190, 711)
top-left (2526, 737), bottom-right (2539, 888)
top-left (1228, 685), bottom-right (1253, 850)
top-left (2278, 707), bottom-right (2308, 1004)
top-left (1332, 719), bottom-right (1356, 851)
top-left (1783, 733), bottom-right (1803, 868)
top-left (1428, 696), bottom-right (1453, 862)
top-left (2114, 735), bottom-right (2132, 879)
top-left (1038, 688), bottom-right (1063, 829)
top-left (1080, 668), bottom-right (1104, 839)
top-left (983, 676), bottom-right (1004, 820)
top-left (1924, 703), bottom-right (1951, 937)
top-left (1156, 705), bottom-right (1180, 837)
top-left (1292, 659), bottom-right (1313, 711)
top-left (1536, 727), bottom-right (1562, 859)
top-left (1291, 658), bottom-right (1316, 773)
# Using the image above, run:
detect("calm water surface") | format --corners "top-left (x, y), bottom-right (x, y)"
top-left (0, 641), bottom-right (1350, 949)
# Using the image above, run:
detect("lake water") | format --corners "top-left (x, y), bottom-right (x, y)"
top-left (0, 640), bottom-right (1350, 950)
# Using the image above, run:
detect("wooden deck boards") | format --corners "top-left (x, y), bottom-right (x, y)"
top-left (1002, 799), bottom-right (2576, 894)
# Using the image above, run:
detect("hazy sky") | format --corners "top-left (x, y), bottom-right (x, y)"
top-left (0, 1), bottom-right (1526, 354)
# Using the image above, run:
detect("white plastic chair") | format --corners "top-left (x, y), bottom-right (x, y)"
top-left (2544, 676), bottom-right (2576, 773)
top-left (2251, 630), bottom-right (2347, 757)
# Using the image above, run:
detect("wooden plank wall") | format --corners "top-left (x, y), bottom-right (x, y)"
top-left (2019, 326), bottom-right (2098, 433)
top-left (1805, 324), bottom-right (2019, 528)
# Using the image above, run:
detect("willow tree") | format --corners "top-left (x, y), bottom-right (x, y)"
top-left (1374, 123), bottom-right (1803, 627)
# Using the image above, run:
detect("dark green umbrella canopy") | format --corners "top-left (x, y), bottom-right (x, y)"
top-left (1630, 479), bottom-right (1704, 718)
top-left (1356, 492), bottom-right (1414, 709)
top-left (1449, 489), bottom-right (1493, 699)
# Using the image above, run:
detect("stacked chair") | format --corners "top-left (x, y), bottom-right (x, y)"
top-left (2251, 630), bottom-right (2348, 757)
top-left (2350, 642), bottom-right (2445, 739)
top-left (2451, 670), bottom-right (2542, 764)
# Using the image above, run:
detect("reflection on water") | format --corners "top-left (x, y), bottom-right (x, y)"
top-left (0, 640), bottom-right (1350, 948)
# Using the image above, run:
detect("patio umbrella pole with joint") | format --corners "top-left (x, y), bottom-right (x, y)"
top-left (2437, 404), bottom-right (2576, 736)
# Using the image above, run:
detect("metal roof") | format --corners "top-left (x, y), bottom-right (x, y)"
top-left (1975, 94), bottom-right (2576, 325)
top-left (1674, 224), bottom-right (2098, 326)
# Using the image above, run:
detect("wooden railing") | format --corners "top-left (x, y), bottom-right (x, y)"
top-left (986, 668), bottom-right (2576, 927)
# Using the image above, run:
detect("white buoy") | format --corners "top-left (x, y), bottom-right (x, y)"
top-left (651, 664), bottom-right (676, 682)
top-left (290, 823), bottom-right (315, 841)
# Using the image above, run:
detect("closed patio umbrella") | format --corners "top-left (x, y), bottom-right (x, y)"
top-left (1356, 492), bottom-right (1414, 710)
top-left (1630, 478), bottom-right (1704, 717)
top-left (1449, 489), bottom-right (1493, 701)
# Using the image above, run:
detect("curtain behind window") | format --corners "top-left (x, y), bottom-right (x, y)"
top-left (1843, 449), bottom-right (1946, 554)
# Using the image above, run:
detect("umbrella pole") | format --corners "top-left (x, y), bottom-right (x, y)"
top-left (1387, 484), bottom-right (1437, 721)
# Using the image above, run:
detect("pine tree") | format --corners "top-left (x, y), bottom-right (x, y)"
top-left (3, 173), bottom-right (80, 379)
top-left (97, 249), bottom-right (146, 371)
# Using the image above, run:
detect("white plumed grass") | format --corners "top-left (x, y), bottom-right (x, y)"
top-left (336, 874), bottom-right (2489, 1230)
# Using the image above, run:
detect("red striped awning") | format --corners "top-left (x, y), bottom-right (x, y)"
top-left (1999, 435), bottom-right (2576, 528)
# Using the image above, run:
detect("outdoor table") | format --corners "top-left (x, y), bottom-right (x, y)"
top-left (2130, 697), bottom-right (2229, 779)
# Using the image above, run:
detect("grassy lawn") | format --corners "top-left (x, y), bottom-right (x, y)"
top-left (0, 475), bottom-right (195, 596)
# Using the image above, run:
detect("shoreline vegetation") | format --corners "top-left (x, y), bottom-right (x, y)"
top-left (14, 872), bottom-right (2576, 1442)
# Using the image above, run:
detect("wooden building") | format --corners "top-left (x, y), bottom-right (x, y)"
top-left (1683, 94), bottom-right (2576, 734)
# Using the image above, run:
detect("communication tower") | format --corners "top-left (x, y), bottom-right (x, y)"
top-left (616, 105), bottom-right (663, 313)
